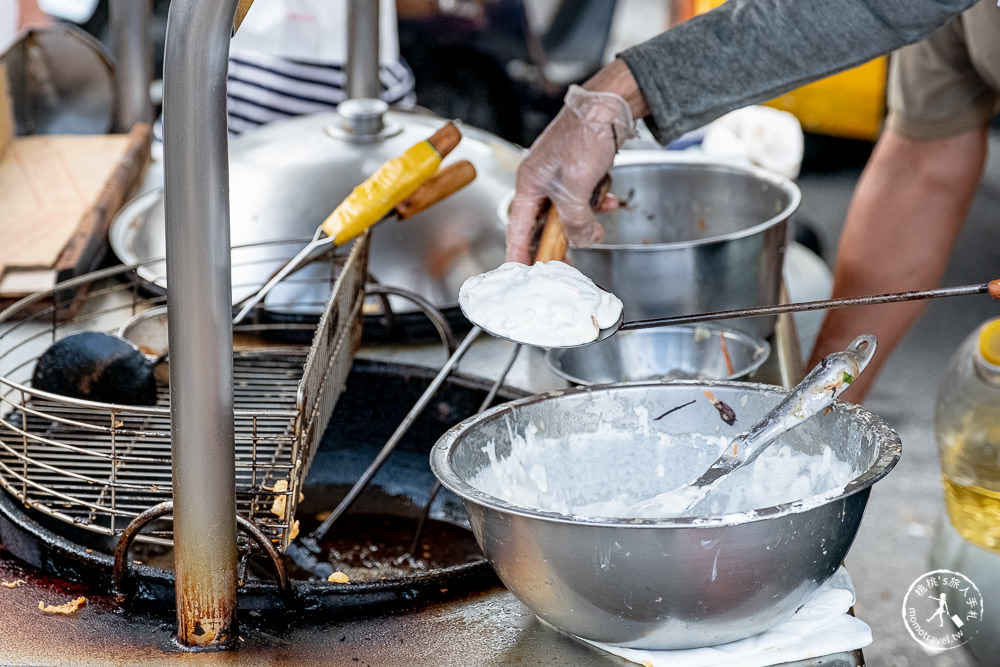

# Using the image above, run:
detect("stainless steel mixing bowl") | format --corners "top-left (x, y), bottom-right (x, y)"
top-left (545, 325), bottom-right (770, 385)
top-left (568, 153), bottom-right (800, 339)
top-left (430, 381), bottom-right (900, 649)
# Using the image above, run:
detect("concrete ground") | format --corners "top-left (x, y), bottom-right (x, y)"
top-left (794, 133), bottom-right (1000, 667)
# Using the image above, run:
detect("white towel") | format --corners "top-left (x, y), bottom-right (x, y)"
top-left (581, 567), bottom-right (871, 667)
top-left (701, 105), bottom-right (805, 180)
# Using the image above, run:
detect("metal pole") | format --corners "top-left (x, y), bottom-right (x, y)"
top-left (618, 281), bottom-right (995, 331)
top-left (109, 0), bottom-right (153, 131)
top-left (162, 0), bottom-right (239, 649)
top-left (309, 326), bottom-right (482, 542)
top-left (346, 0), bottom-right (380, 99)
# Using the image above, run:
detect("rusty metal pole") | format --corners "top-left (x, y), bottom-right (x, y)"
top-left (161, 0), bottom-right (240, 649)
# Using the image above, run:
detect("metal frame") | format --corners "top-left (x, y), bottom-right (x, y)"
top-left (0, 236), bottom-right (367, 552)
top-left (111, 500), bottom-right (291, 597)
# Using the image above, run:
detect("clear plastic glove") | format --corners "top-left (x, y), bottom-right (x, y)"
top-left (507, 85), bottom-right (634, 264)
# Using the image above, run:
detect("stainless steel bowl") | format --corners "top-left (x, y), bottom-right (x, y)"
top-left (545, 325), bottom-right (770, 385)
top-left (430, 381), bottom-right (900, 649)
top-left (118, 306), bottom-right (169, 359)
top-left (568, 153), bottom-right (800, 339)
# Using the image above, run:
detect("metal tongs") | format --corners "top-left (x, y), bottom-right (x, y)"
top-left (233, 123), bottom-right (466, 324)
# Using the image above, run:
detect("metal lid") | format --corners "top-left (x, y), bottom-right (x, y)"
top-left (109, 110), bottom-right (523, 316)
top-left (326, 98), bottom-right (403, 143)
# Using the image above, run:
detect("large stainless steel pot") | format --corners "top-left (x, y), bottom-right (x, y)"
top-left (569, 153), bottom-right (800, 339)
top-left (431, 380), bottom-right (900, 650)
top-left (109, 109), bottom-right (520, 314)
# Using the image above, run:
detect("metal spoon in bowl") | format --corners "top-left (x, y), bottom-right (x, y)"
top-left (626, 334), bottom-right (877, 517)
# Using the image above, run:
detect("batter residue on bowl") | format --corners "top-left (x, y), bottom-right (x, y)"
top-left (469, 413), bottom-right (858, 520)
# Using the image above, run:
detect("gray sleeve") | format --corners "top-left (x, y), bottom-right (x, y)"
top-left (619, 0), bottom-right (979, 144)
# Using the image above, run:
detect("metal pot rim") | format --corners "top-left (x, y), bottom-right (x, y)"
top-left (581, 152), bottom-right (802, 252)
top-left (495, 152), bottom-right (801, 252)
top-left (543, 325), bottom-right (771, 386)
top-left (430, 379), bottom-right (901, 529)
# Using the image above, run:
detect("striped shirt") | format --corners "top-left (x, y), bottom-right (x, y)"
top-left (154, 50), bottom-right (416, 142)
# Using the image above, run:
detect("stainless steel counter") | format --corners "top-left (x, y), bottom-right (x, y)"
top-left (0, 561), bottom-right (863, 666)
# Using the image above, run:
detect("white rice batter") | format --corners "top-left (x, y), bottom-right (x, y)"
top-left (458, 261), bottom-right (624, 347)
top-left (469, 416), bottom-right (857, 520)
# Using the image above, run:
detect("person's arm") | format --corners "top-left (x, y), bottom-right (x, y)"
top-left (807, 125), bottom-right (988, 401)
top-left (582, 59), bottom-right (650, 119)
top-left (506, 0), bottom-right (977, 263)
top-left (621, 0), bottom-right (977, 145)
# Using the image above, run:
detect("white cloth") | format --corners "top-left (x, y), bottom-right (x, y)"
top-left (701, 105), bottom-right (804, 180)
top-left (153, 0), bottom-right (416, 143)
top-left (37, 0), bottom-right (97, 24)
top-left (582, 567), bottom-right (872, 667)
top-left (0, 0), bottom-right (16, 54)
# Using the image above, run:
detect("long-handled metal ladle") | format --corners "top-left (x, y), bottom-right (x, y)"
top-left (232, 124), bottom-right (465, 325)
top-left (32, 156), bottom-right (478, 407)
top-left (582, 279), bottom-right (1000, 348)
top-left (465, 193), bottom-right (1000, 349)
top-left (466, 268), bottom-right (1000, 350)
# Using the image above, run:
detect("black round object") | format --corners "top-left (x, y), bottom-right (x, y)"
top-left (31, 332), bottom-right (158, 406)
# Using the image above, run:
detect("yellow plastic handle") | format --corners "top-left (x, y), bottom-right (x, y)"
top-left (320, 124), bottom-right (460, 245)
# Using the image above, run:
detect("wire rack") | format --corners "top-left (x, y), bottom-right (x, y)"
top-left (0, 235), bottom-right (368, 551)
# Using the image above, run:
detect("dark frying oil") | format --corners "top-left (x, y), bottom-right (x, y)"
top-left (289, 513), bottom-right (483, 582)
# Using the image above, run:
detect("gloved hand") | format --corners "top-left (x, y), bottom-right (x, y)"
top-left (507, 85), bottom-right (635, 264)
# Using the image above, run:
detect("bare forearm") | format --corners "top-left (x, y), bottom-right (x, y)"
top-left (808, 126), bottom-right (988, 400)
top-left (583, 59), bottom-right (651, 120)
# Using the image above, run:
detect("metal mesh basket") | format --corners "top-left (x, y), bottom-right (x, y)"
top-left (0, 235), bottom-right (368, 551)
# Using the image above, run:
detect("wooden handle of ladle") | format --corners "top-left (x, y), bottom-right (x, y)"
top-left (427, 122), bottom-right (462, 159)
top-left (534, 207), bottom-right (569, 263)
top-left (394, 160), bottom-right (477, 220)
top-left (990, 278), bottom-right (1000, 299)
top-left (534, 174), bottom-right (613, 264)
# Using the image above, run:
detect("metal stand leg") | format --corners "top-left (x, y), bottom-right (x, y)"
top-left (112, 501), bottom-right (291, 598)
top-left (408, 343), bottom-right (522, 555)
